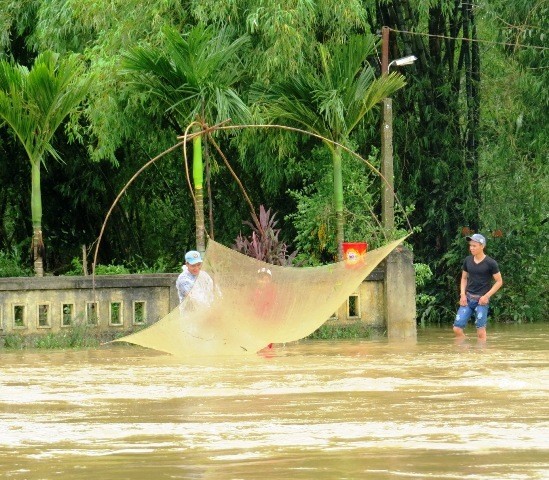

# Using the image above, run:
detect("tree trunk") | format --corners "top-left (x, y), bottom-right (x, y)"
top-left (193, 134), bottom-right (206, 254)
top-left (204, 137), bottom-right (215, 240)
top-left (471, 3), bottom-right (481, 218)
top-left (31, 160), bottom-right (44, 277)
top-left (33, 227), bottom-right (44, 277)
top-left (332, 146), bottom-right (344, 260)
top-left (463, 0), bottom-right (481, 231)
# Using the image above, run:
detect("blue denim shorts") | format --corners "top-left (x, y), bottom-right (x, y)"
top-left (454, 295), bottom-right (489, 329)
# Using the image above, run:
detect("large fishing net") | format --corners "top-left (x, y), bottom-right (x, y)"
top-left (114, 236), bottom-right (405, 356)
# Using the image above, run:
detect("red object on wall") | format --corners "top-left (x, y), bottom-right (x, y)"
top-left (342, 242), bottom-right (368, 267)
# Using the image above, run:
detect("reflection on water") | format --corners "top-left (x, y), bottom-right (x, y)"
top-left (1, 324), bottom-right (548, 479)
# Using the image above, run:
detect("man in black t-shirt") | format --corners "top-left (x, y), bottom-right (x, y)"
top-left (453, 233), bottom-right (503, 342)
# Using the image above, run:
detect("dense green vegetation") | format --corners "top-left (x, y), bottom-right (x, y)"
top-left (307, 321), bottom-right (379, 340)
top-left (0, 1), bottom-right (546, 324)
top-left (1, 320), bottom-right (101, 349)
top-left (0, 321), bottom-right (374, 349)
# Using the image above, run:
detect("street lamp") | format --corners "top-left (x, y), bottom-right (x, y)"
top-left (389, 55), bottom-right (417, 69)
top-left (380, 26), bottom-right (416, 231)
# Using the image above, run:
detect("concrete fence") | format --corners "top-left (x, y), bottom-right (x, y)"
top-left (0, 248), bottom-right (416, 340)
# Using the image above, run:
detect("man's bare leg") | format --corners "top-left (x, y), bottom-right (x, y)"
top-left (453, 326), bottom-right (466, 339)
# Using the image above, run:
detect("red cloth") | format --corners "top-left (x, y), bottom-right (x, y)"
top-left (252, 284), bottom-right (277, 318)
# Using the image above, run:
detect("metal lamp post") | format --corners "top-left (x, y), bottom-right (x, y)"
top-left (381, 26), bottom-right (416, 231)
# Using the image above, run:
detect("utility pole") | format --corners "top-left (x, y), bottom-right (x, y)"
top-left (380, 27), bottom-right (416, 231)
top-left (381, 26), bottom-right (394, 231)
top-left (380, 27), bottom-right (418, 342)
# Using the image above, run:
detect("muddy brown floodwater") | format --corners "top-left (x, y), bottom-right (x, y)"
top-left (1, 323), bottom-right (548, 479)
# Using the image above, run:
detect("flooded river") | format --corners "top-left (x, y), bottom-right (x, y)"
top-left (1, 324), bottom-right (548, 479)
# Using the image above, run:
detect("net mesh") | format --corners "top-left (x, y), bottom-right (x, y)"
top-left (114, 237), bottom-right (406, 356)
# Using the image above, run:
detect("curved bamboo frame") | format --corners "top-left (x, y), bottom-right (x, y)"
top-left (92, 120), bottom-right (412, 280)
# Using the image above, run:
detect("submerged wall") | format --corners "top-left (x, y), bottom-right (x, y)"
top-left (0, 253), bottom-right (416, 338)
top-left (0, 274), bottom-right (179, 336)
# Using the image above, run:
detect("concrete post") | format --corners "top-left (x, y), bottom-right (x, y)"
top-left (385, 245), bottom-right (417, 341)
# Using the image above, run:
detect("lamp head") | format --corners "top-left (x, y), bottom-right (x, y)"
top-left (390, 55), bottom-right (417, 68)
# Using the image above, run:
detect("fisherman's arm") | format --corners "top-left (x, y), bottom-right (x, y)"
top-left (459, 271), bottom-right (468, 306)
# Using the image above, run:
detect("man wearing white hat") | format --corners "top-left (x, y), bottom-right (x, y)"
top-left (176, 250), bottom-right (215, 307)
top-left (453, 233), bottom-right (503, 342)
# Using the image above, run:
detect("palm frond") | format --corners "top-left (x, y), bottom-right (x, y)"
top-left (0, 51), bottom-right (90, 164)
top-left (347, 72), bottom-right (406, 132)
top-left (254, 33), bottom-right (405, 143)
top-left (122, 24), bottom-right (251, 127)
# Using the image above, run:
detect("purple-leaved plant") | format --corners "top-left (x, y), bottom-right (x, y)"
top-left (233, 205), bottom-right (298, 266)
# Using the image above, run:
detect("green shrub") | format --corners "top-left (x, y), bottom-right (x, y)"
top-left (94, 264), bottom-right (131, 275)
top-left (287, 146), bottom-right (414, 265)
top-left (0, 247), bottom-right (33, 277)
top-left (1, 320), bottom-right (100, 350)
top-left (414, 262), bottom-right (441, 326)
top-left (63, 257), bottom-right (85, 276)
top-left (133, 257), bottom-right (172, 273)
top-left (308, 321), bottom-right (376, 340)
top-left (64, 256), bottom-right (171, 276)
top-left (2, 333), bottom-right (25, 349)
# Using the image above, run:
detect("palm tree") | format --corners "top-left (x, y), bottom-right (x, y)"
top-left (0, 51), bottom-right (91, 276)
top-left (122, 24), bottom-right (250, 253)
top-left (253, 35), bottom-right (406, 258)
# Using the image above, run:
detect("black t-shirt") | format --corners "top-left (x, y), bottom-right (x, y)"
top-left (463, 255), bottom-right (500, 296)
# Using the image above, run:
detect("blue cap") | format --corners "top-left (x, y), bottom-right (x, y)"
top-left (185, 250), bottom-right (203, 265)
top-left (466, 233), bottom-right (486, 246)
